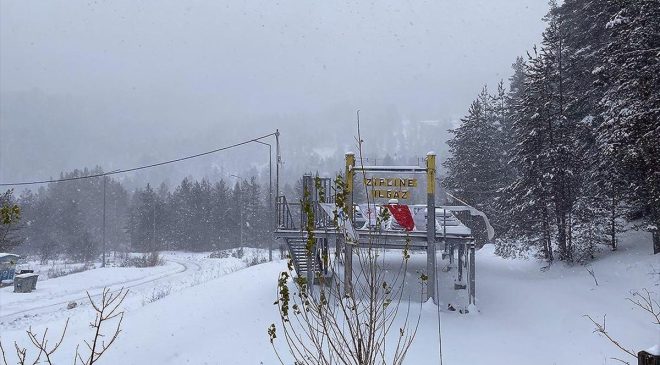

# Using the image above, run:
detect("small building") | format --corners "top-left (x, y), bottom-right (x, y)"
top-left (0, 253), bottom-right (21, 285)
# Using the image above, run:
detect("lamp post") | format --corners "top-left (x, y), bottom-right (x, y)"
top-left (252, 140), bottom-right (273, 261)
top-left (230, 174), bottom-right (244, 248)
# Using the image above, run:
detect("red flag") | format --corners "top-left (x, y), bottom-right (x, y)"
top-left (386, 204), bottom-right (415, 231)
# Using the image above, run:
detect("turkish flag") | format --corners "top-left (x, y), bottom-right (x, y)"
top-left (386, 204), bottom-right (415, 231)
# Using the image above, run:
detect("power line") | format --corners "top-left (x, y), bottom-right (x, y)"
top-left (0, 132), bottom-right (277, 187)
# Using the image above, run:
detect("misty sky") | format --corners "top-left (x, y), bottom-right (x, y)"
top-left (0, 0), bottom-right (548, 186)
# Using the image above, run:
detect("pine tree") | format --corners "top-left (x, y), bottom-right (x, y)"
top-left (243, 177), bottom-right (266, 247)
top-left (444, 86), bottom-right (501, 214)
top-left (170, 178), bottom-right (195, 251)
top-left (229, 181), bottom-right (244, 248)
top-left (597, 0), bottom-right (660, 253)
top-left (559, 0), bottom-right (625, 255)
top-left (210, 179), bottom-right (232, 250)
top-left (500, 46), bottom-right (556, 261)
top-left (127, 184), bottom-right (162, 253)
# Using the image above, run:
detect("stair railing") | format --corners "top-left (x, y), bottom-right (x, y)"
top-left (276, 195), bottom-right (297, 230)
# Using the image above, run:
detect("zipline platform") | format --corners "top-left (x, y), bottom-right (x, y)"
top-left (275, 222), bottom-right (473, 248)
top-left (274, 152), bottom-right (487, 307)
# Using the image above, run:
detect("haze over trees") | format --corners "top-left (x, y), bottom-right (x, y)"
top-left (3, 171), bottom-right (270, 262)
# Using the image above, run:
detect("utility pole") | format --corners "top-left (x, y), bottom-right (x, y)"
top-left (275, 129), bottom-right (280, 205)
top-left (152, 200), bottom-right (156, 252)
top-left (275, 129), bottom-right (281, 258)
top-left (253, 140), bottom-right (273, 261)
top-left (102, 175), bottom-right (106, 267)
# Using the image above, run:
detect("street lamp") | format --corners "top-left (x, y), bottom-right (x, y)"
top-left (252, 140), bottom-right (274, 261)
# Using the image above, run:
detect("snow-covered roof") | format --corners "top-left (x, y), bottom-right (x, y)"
top-left (15, 273), bottom-right (38, 279)
top-left (646, 344), bottom-right (660, 356)
top-left (0, 253), bottom-right (20, 260)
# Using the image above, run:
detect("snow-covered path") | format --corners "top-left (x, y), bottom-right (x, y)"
top-left (0, 258), bottom-right (187, 321)
top-left (0, 250), bottom-right (261, 331)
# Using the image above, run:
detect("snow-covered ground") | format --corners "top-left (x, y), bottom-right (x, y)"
top-left (1, 232), bottom-right (657, 364)
top-left (0, 249), bottom-right (268, 330)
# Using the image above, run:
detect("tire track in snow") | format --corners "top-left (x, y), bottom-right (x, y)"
top-left (0, 258), bottom-right (199, 323)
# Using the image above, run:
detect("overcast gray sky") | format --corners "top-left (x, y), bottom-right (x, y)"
top-left (0, 0), bottom-right (548, 185)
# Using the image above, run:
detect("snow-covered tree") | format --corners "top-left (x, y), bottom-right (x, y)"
top-left (444, 87), bottom-right (502, 215)
top-left (597, 0), bottom-right (660, 253)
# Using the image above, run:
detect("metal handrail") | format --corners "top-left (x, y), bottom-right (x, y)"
top-left (276, 195), bottom-right (297, 230)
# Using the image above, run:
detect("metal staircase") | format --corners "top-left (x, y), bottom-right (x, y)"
top-left (284, 237), bottom-right (321, 279)
top-left (275, 175), bottom-right (338, 284)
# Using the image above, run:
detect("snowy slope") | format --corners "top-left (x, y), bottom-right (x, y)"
top-left (1, 232), bottom-right (657, 364)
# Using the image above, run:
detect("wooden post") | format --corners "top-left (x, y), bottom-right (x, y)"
top-left (426, 152), bottom-right (437, 304)
top-left (344, 152), bottom-right (355, 297)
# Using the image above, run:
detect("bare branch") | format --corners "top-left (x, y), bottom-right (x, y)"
top-left (0, 341), bottom-right (8, 365)
top-left (2, 287), bottom-right (127, 365)
top-left (585, 265), bottom-right (598, 286)
top-left (626, 289), bottom-right (660, 325)
top-left (584, 314), bottom-right (637, 359)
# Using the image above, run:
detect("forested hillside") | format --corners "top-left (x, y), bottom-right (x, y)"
top-left (443, 0), bottom-right (659, 262)
top-left (0, 172), bottom-right (271, 260)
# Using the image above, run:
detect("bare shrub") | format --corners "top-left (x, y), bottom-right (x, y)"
top-left (232, 247), bottom-right (245, 259)
top-left (0, 287), bottom-right (128, 365)
top-left (585, 288), bottom-right (660, 364)
top-left (244, 255), bottom-right (267, 267)
top-left (209, 250), bottom-right (230, 259)
top-left (144, 285), bottom-right (172, 304)
top-left (269, 127), bottom-right (424, 365)
top-left (47, 263), bottom-right (94, 279)
top-left (120, 251), bottom-right (163, 268)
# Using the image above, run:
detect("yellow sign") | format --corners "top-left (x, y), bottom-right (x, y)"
top-left (364, 178), bottom-right (417, 200)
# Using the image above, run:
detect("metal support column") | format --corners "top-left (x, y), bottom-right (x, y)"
top-left (468, 241), bottom-right (476, 306)
top-left (303, 175), bottom-right (315, 292)
top-left (455, 243), bottom-right (466, 289)
top-left (426, 152), bottom-right (437, 304)
top-left (344, 152), bottom-right (355, 297)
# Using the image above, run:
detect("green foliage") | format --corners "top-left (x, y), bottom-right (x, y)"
top-left (402, 235), bottom-right (411, 260)
top-left (276, 271), bottom-right (291, 320)
top-left (302, 185), bottom-right (315, 255)
top-left (0, 202), bottom-right (20, 226)
top-left (333, 174), bottom-right (348, 221)
top-left (314, 176), bottom-right (326, 203)
top-left (267, 323), bottom-right (277, 344)
top-left (0, 189), bottom-right (23, 251)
